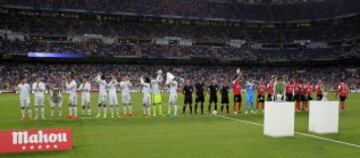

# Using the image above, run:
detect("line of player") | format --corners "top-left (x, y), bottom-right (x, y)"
top-left (15, 69), bottom-right (350, 120)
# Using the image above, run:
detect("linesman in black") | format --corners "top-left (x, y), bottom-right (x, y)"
top-left (183, 79), bottom-right (193, 114)
top-left (220, 81), bottom-right (230, 114)
top-left (195, 79), bottom-right (205, 114)
top-left (208, 79), bottom-right (219, 114)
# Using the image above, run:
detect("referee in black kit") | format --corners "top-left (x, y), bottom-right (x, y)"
top-left (183, 79), bottom-right (193, 114)
top-left (195, 79), bottom-right (205, 114)
top-left (220, 81), bottom-right (230, 114)
top-left (208, 79), bottom-right (219, 114)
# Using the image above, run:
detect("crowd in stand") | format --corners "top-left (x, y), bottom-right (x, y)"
top-left (0, 63), bottom-right (359, 91)
top-left (1, 0), bottom-right (359, 93)
top-left (4, 37), bottom-right (354, 60)
top-left (1, 15), bottom-right (359, 43)
top-left (2, 0), bottom-right (359, 20)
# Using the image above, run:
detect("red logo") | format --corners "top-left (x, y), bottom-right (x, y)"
top-left (0, 128), bottom-right (72, 153)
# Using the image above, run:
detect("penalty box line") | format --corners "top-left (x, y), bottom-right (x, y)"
top-left (216, 115), bottom-right (360, 149)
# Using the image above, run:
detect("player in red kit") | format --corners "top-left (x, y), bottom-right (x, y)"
top-left (233, 71), bottom-right (243, 114)
top-left (285, 80), bottom-right (294, 101)
top-left (302, 81), bottom-right (313, 111)
top-left (267, 76), bottom-right (275, 101)
top-left (315, 80), bottom-right (324, 100)
top-left (294, 80), bottom-right (302, 112)
top-left (337, 80), bottom-right (349, 112)
top-left (256, 79), bottom-right (266, 111)
top-left (299, 80), bottom-right (307, 111)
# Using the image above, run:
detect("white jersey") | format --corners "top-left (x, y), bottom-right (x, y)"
top-left (168, 80), bottom-right (178, 104)
top-left (66, 80), bottom-right (77, 96)
top-left (18, 83), bottom-right (31, 98)
top-left (168, 81), bottom-right (178, 95)
top-left (96, 75), bottom-right (107, 97)
top-left (32, 82), bottom-right (46, 98)
top-left (141, 79), bottom-right (151, 97)
top-left (120, 81), bottom-right (132, 96)
top-left (141, 78), bottom-right (151, 105)
top-left (18, 83), bottom-right (31, 107)
top-left (107, 80), bottom-right (119, 105)
top-left (79, 82), bottom-right (91, 99)
top-left (107, 80), bottom-right (118, 96)
top-left (151, 75), bottom-right (163, 94)
top-left (66, 80), bottom-right (78, 105)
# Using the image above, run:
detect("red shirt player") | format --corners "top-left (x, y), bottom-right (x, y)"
top-left (315, 80), bottom-right (323, 100)
top-left (299, 81), bottom-right (308, 111)
top-left (338, 80), bottom-right (349, 111)
top-left (257, 80), bottom-right (266, 110)
top-left (294, 81), bottom-right (302, 111)
top-left (233, 76), bottom-right (242, 114)
top-left (267, 79), bottom-right (274, 101)
top-left (305, 81), bottom-right (313, 100)
top-left (285, 80), bottom-right (294, 101)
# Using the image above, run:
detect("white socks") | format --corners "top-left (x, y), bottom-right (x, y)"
top-left (174, 105), bottom-right (177, 116)
top-left (27, 108), bottom-right (32, 118)
top-left (69, 107), bottom-right (73, 116)
top-left (110, 106), bottom-right (115, 116)
top-left (73, 107), bottom-right (77, 117)
top-left (167, 104), bottom-right (177, 115)
top-left (103, 107), bottom-right (107, 116)
top-left (21, 109), bottom-right (25, 117)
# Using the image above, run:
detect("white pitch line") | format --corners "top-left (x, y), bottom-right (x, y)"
top-left (217, 115), bottom-right (360, 149)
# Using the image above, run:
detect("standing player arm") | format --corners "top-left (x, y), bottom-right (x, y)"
top-left (107, 81), bottom-right (113, 87)
top-left (40, 83), bottom-right (46, 92)
top-left (31, 83), bottom-right (35, 93)
top-left (78, 84), bottom-right (82, 91)
top-left (140, 78), bottom-right (145, 85)
top-left (86, 84), bottom-right (91, 91)
top-left (67, 82), bottom-right (76, 90)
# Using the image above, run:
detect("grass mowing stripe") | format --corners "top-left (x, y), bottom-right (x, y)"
top-left (217, 115), bottom-right (360, 149)
top-left (294, 132), bottom-right (360, 148)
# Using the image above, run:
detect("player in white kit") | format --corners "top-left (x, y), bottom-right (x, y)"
top-left (167, 78), bottom-right (178, 116)
top-left (95, 74), bottom-right (108, 118)
top-left (79, 76), bottom-right (91, 118)
top-left (32, 76), bottom-right (46, 120)
top-left (140, 76), bottom-right (152, 116)
top-left (107, 75), bottom-right (119, 118)
top-left (17, 77), bottom-right (32, 120)
top-left (120, 75), bottom-right (133, 117)
top-left (50, 87), bottom-right (63, 118)
top-left (65, 75), bottom-right (78, 119)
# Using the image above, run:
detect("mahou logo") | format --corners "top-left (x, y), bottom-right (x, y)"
top-left (0, 128), bottom-right (72, 153)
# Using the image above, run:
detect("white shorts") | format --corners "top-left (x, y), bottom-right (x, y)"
top-left (34, 96), bottom-right (45, 107)
top-left (108, 94), bottom-right (118, 105)
top-left (98, 95), bottom-right (107, 104)
top-left (121, 95), bottom-right (131, 104)
top-left (82, 96), bottom-right (90, 106)
top-left (20, 97), bottom-right (30, 108)
top-left (69, 94), bottom-right (78, 105)
top-left (143, 95), bottom-right (151, 107)
top-left (168, 94), bottom-right (177, 105)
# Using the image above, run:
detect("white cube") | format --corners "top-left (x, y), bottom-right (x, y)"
top-left (264, 102), bottom-right (295, 137)
top-left (309, 101), bottom-right (339, 134)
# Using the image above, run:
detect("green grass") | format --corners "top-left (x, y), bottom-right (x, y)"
top-left (0, 92), bottom-right (360, 158)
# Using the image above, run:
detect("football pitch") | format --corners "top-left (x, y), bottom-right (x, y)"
top-left (0, 93), bottom-right (359, 158)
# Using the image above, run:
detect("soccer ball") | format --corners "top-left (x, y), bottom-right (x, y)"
top-left (157, 69), bottom-right (163, 75)
top-left (212, 111), bottom-right (218, 115)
